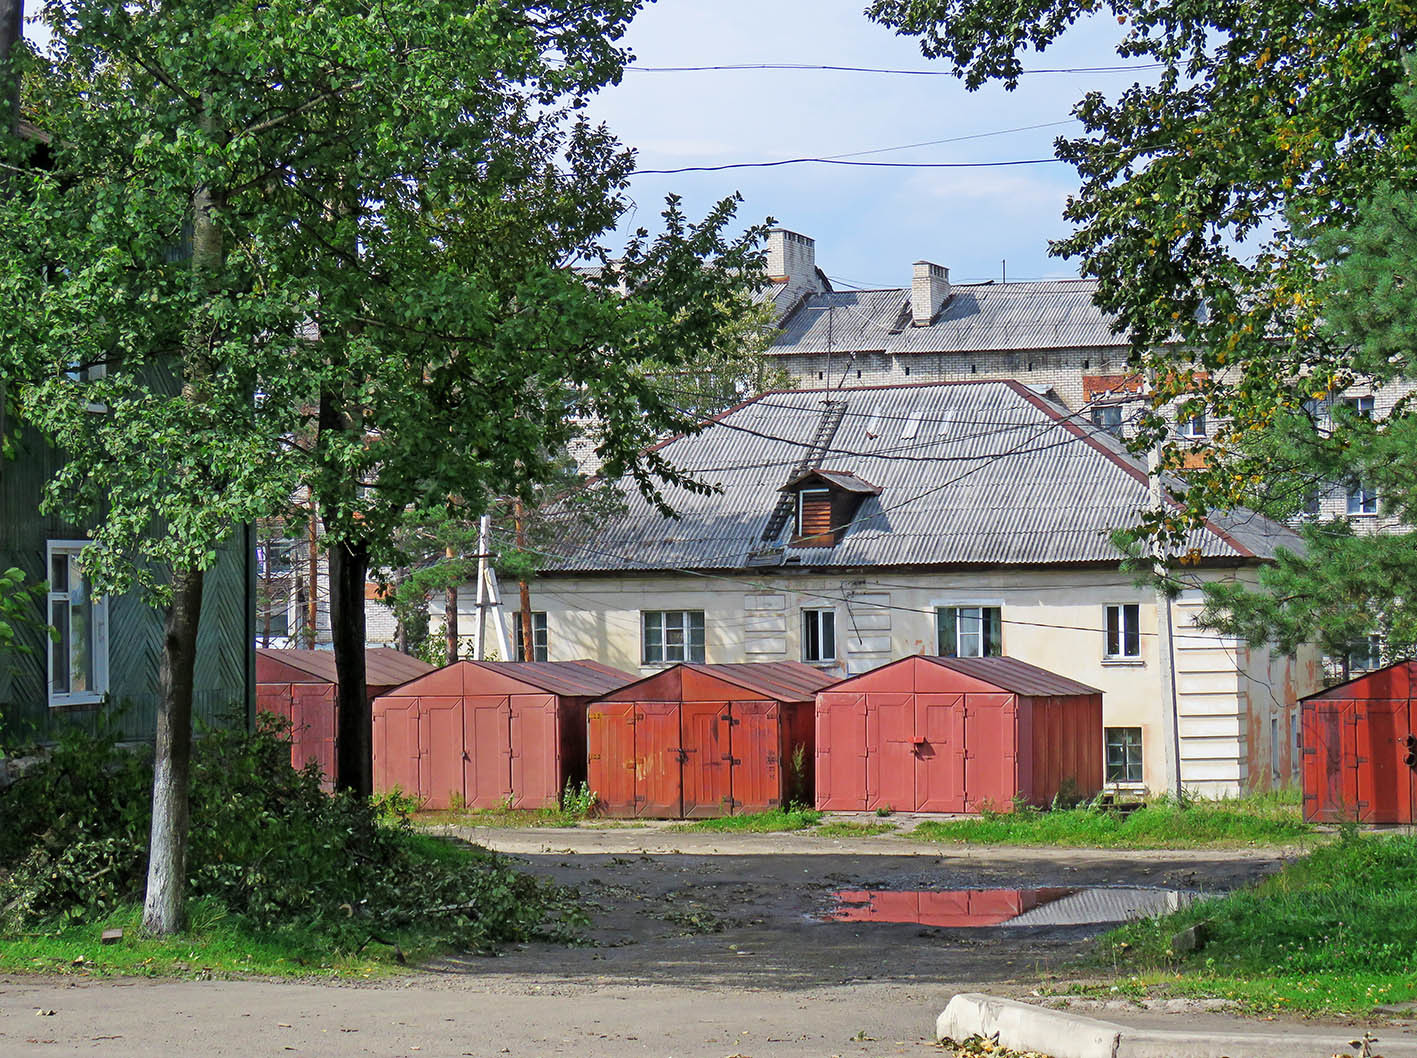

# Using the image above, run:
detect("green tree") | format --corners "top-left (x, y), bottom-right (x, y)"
top-left (868, 0), bottom-right (1417, 656)
top-left (6, 0), bottom-right (766, 933)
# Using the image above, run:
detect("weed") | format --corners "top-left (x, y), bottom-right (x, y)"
top-left (672, 805), bottom-right (823, 833)
top-left (560, 780), bottom-right (597, 819)
top-left (815, 820), bottom-right (896, 838)
top-left (875, 805), bottom-right (894, 817)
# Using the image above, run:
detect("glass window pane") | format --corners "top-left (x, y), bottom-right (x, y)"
top-left (957, 607), bottom-right (982, 658)
top-left (985, 608), bottom-right (1002, 656)
top-left (1123, 604), bottom-right (1141, 657)
top-left (822, 612), bottom-right (835, 660)
top-left (51, 600), bottom-right (71, 694)
top-left (51, 554), bottom-right (69, 592)
top-left (937, 607), bottom-right (956, 657)
top-left (803, 612), bottom-right (819, 661)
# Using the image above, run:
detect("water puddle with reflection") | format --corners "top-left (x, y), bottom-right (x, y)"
top-left (819, 887), bottom-right (1194, 927)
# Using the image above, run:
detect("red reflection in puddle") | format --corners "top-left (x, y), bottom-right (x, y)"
top-left (824, 888), bottom-right (1077, 927)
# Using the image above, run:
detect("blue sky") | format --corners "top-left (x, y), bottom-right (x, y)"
top-left (586, 0), bottom-right (1146, 288)
top-left (21, 0), bottom-right (1146, 288)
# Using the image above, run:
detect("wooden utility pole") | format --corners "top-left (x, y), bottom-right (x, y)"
top-left (1149, 440), bottom-right (1184, 801)
top-left (444, 546), bottom-right (458, 663)
top-left (0, 0), bottom-right (22, 137)
top-left (306, 512), bottom-right (319, 648)
top-left (515, 499), bottom-right (533, 661)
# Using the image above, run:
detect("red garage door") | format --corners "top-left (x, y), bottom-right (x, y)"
top-left (732, 700), bottom-right (782, 813)
top-left (681, 701), bottom-right (730, 818)
top-left (817, 692), bottom-right (866, 811)
top-left (1355, 699), bottom-right (1414, 824)
top-left (964, 693), bottom-right (1017, 812)
top-left (510, 693), bottom-right (560, 810)
top-left (915, 693), bottom-right (966, 813)
top-left (588, 701), bottom-right (637, 817)
top-left (866, 692), bottom-right (914, 812)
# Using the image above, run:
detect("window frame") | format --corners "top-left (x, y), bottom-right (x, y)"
top-left (1347, 395), bottom-right (1375, 419)
top-left (1105, 726), bottom-right (1144, 785)
top-left (935, 604), bottom-right (1002, 658)
top-left (801, 607), bottom-right (837, 664)
top-left (45, 540), bottom-right (110, 708)
top-left (1103, 603), bottom-right (1142, 661)
top-left (1090, 405), bottom-right (1124, 439)
top-left (1346, 482), bottom-right (1378, 516)
top-left (641, 609), bottom-right (706, 665)
top-left (1179, 412), bottom-right (1207, 439)
top-left (513, 610), bottom-right (550, 662)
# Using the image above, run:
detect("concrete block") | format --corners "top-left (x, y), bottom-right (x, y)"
top-left (935, 993), bottom-right (1120, 1058)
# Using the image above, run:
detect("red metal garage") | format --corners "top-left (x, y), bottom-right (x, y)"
top-left (815, 655), bottom-right (1102, 813)
top-left (587, 662), bottom-right (836, 818)
top-left (371, 659), bottom-right (633, 811)
top-left (1301, 659), bottom-right (1417, 823)
top-left (256, 647), bottom-right (434, 786)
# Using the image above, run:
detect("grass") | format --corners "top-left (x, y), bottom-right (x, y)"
top-left (815, 820), bottom-right (900, 838)
top-left (671, 806), bottom-right (824, 832)
top-left (416, 803), bottom-right (595, 829)
top-left (1085, 830), bottom-right (1417, 1015)
top-left (910, 793), bottom-right (1316, 849)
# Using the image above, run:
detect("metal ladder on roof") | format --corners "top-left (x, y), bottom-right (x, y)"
top-left (760, 398), bottom-right (849, 542)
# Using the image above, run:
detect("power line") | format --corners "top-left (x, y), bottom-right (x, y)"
top-left (624, 62), bottom-right (1166, 77)
top-left (631, 156), bottom-right (1061, 175)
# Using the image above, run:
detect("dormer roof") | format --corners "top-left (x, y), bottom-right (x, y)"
top-left (780, 468), bottom-right (881, 495)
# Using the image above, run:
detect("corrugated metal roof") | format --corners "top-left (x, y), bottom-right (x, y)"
top-left (1004, 887), bottom-right (1193, 927)
top-left (771, 280), bottom-right (1129, 357)
top-left (919, 655), bottom-right (1102, 697)
top-left (468, 659), bottom-right (635, 697)
top-left (256, 647), bottom-right (434, 686)
top-left (681, 661), bottom-right (841, 702)
top-left (783, 468), bottom-right (881, 494)
top-left (543, 380), bottom-right (1298, 573)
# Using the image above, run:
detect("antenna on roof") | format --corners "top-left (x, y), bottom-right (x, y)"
top-left (1002, 259), bottom-right (1007, 283)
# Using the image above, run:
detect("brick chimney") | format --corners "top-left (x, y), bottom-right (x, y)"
top-left (911, 260), bottom-right (950, 326)
top-left (765, 228), bottom-right (824, 308)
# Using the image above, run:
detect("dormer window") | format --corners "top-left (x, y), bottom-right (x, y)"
top-left (797, 488), bottom-right (832, 540)
top-left (780, 468), bottom-right (882, 548)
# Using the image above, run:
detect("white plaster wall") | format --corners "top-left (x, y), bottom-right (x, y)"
top-left (522, 566), bottom-right (1322, 795)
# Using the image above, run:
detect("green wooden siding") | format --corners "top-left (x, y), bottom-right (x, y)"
top-left (0, 424), bottom-right (254, 744)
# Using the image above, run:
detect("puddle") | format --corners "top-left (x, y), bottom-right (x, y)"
top-left (819, 887), bottom-right (1194, 927)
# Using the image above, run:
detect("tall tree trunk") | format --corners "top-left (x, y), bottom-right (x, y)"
top-left (0, 0), bottom-right (21, 138)
top-left (143, 101), bottom-right (222, 935)
top-left (142, 568), bottom-right (204, 934)
top-left (445, 546), bottom-right (458, 664)
top-left (328, 535), bottom-right (371, 795)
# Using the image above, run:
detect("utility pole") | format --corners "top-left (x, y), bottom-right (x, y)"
top-left (1, 0), bottom-right (21, 138)
top-left (515, 499), bottom-right (533, 661)
top-left (1149, 442), bottom-right (1184, 801)
top-left (472, 514), bottom-right (509, 661)
top-left (444, 546), bottom-right (458, 663)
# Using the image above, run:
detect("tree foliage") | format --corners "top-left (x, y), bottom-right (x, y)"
top-left (869, 0), bottom-right (1417, 660)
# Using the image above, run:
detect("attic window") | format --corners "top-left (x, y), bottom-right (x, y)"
top-left (864, 403), bottom-right (883, 439)
top-left (797, 488), bottom-right (832, 540)
top-left (901, 408), bottom-right (923, 441)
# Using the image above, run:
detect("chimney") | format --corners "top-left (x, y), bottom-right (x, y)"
top-left (911, 260), bottom-right (950, 326)
top-left (767, 227), bottom-right (816, 282)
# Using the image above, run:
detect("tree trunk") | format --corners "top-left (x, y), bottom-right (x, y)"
top-left (142, 566), bottom-right (204, 935)
top-left (306, 513), bottom-right (319, 648)
top-left (0, 0), bottom-right (21, 138)
top-left (328, 535), bottom-right (371, 796)
top-left (445, 546), bottom-right (458, 664)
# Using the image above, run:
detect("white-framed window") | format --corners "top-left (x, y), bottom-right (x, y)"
top-left (1346, 482), bottom-right (1378, 516)
top-left (513, 610), bottom-right (549, 662)
top-left (256, 539), bottom-right (295, 639)
top-left (936, 606), bottom-right (1001, 658)
top-left (46, 541), bottom-right (109, 707)
top-left (1105, 727), bottom-right (1144, 784)
top-left (1347, 395), bottom-right (1375, 419)
top-left (1180, 413), bottom-right (1207, 439)
top-left (1104, 603), bottom-right (1142, 660)
top-left (642, 610), bottom-right (705, 665)
top-left (1090, 406), bottom-right (1123, 439)
top-left (1347, 634), bottom-right (1382, 673)
top-left (802, 608), bottom-right (836, 663)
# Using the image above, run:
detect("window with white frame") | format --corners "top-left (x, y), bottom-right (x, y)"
top-left (1105, 727), bottom-right (1144, 784)
top-left (642, 610), bottom-right (705, 665)
top-left (1104, 603), bottom-right (1142, 660)
top-left (1347, 634), bottom-right (1383, 673)
top-left (936, 606), bottom-right (1001, 658)
top-left (46, 541), bottom-right (109, 706)
top-left (256, 539), bottom-right (295, 639)
top-left (802, 608), bottom-right (836, 663)
top-left (513, 611), bottom-right (549, 662)
top-left (1347, 395), bottom-right (1375, 419)
top-left (1180, 413), bottom-right (1207, 439)
top-left (1346, 481), bottom-right (1378, 516)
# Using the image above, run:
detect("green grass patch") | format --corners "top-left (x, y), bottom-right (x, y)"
top-left (418, 805), bottom-right (592, 829)
top-left (815, 820), bottom-right (899, 838)
top-left (671, 806), bottom-right (823, 832)
top-left (910, 795), bottom-right (1316, 849)
top-left (1092, 831), bottom-right (1417, 1014)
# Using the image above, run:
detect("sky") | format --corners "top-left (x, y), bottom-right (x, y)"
top-left (20, 0), bottom-right (1148, 289)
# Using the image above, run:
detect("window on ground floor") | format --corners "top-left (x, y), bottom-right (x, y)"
top-left (642, 610), bottom-right (705, 665)
top-left (936, 606), bottom-right (1001, 658)
top-left (513, 611), bottom-right (549, 662)
top-left (46, 541), bottom-right (109, 707)
top-left (802, 608), bottom-right (836, 663)
top-left (1105, 727), bottom-right (1144, 785)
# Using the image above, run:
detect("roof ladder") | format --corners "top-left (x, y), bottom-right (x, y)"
top-left (760, 399), bottom-right (849, 542)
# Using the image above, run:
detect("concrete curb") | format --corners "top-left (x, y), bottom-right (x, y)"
top-left (937, 992), bottom-right (1415, 1058)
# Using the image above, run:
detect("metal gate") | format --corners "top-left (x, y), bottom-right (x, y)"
top-left (816, 692), bottom-right (867, 811)
top-left (510, 693), bottom-right (560, 809)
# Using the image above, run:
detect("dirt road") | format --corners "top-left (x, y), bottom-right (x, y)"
top-left (0, 828), bottom-right (1300, 1057)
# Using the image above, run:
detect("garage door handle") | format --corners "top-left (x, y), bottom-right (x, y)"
top-left (676, 749), bottom-right (689, 764)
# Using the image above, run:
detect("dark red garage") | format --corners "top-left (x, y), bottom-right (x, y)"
top-left (371, 659), bottom-right (634, 811)
top-left (816, 655), bottom-right (1103, 813)
top-left (1301, 659), bottom-right (1417, 823)
top-left (588, 662), bottom-right (837, 818)
top-left (256, 647), bottom-right (434, 786)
